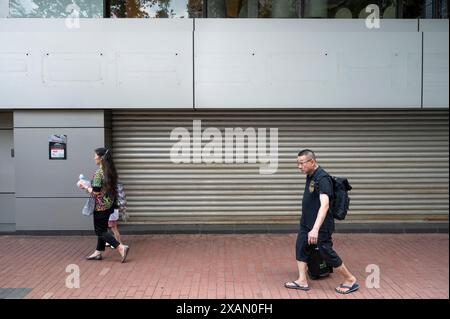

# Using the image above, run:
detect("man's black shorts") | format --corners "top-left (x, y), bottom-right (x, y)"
top-left (296, 227), bottom-right (343, 268)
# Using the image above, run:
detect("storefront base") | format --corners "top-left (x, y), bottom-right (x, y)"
top-left (2, 221), bottom-right (448, 235)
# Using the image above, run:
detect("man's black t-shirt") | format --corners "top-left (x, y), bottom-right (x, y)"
top-left (300, 166), bottom-right (335, 232)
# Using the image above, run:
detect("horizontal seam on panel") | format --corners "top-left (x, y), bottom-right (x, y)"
top-left (14, 126), bottom-right (105, 129)
top-left (16, 197), bottom-right (90, 199)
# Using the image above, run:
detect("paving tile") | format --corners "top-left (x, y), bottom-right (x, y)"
top-left (0, 234), bottom-right (448, 299)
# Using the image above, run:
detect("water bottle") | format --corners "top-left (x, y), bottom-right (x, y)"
top-left (77, 174), bottom-right (91, 189)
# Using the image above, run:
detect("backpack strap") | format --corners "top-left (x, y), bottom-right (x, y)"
top-left (313, 172), bottom-right (333, 195)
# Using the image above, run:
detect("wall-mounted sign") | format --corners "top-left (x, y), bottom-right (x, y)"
top-left (49, 135), bottom-right (67, 160)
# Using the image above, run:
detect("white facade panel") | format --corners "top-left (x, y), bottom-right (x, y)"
top-left (195, 20), bottom-right (421, 108)
top-left (421, 20), bottom-right (449, 108)
top-left (0, 19), bottom-right (194, 109)
top-left (42, 53), bottom-right (106, 85)
top-left (1, 19), bottom-right (448, 110)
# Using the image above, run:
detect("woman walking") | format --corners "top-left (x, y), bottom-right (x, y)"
top-left (82, 147), bottom-right (129, 262)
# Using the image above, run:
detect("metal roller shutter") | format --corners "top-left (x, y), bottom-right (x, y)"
top-left (112, 110), bottom-right (449, 224)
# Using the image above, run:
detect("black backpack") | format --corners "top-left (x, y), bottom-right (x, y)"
top-left (317, 175), bottom-right (352, 220)
top-left (330, 176), bottom-right (352, 220)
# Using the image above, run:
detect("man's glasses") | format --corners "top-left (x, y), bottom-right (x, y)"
top-left (297, 159), bottom-right (313, 166)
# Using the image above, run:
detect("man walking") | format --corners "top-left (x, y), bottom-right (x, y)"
top-left (284, 149), bottom-right (359, 294)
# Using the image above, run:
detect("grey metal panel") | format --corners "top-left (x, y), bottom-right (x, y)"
top-left (0, 19), bottom-right (194, 109)
top-left (0, 194), bottom-right (15, 224)
top-left (14, 110), bottom-right (105, 128)
top-left (15, 198), bottom-right (92, 230)
top-left (14, 127), bottom-right (104, 197)
top-left (0, 128), bottom-right (14, 192)
top-left (195, 20), bottom-right (422, 108)
top-left (112, 110), bottom-right (449, 224)
top-left (13, 110), bottom-right (106, 230)
top-left (421, 20), bottom-right (449, 108)
top-left (419, 19), bottom-right (449, 32)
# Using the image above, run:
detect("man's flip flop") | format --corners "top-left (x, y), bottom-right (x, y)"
top-left (335, 283), bottom-right (360, 294)
top-left (284, 282), bottom-right (310, 291)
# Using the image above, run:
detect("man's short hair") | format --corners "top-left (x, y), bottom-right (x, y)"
top-left (298, 149), bottom-right (316, 161)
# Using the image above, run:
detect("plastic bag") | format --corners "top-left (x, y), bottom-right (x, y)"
top-left (116, 183), bottom-right (127, 210)
top-left (109, 208), bottom-right (119, 221)
top-left (82, 196), bottom-right (95, 216)
top-left (119, 209), bottom-right (129, 222)
top-left (116, 183), bottom-right (129, 222)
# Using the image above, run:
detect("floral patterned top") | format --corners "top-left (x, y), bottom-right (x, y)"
top-left (91, 167), bottom-right (114, 211)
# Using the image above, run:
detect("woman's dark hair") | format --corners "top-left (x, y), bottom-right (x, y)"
top-left (95, 147), bottom-right (118, 197)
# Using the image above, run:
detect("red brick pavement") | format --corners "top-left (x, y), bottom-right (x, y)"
top-left (0, 234), bottom-right (448, 299)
